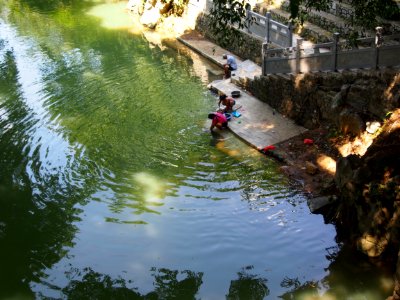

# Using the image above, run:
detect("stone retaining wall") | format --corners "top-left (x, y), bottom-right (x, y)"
top-left (248, 69), bottom-right (400, 134)
top-left (195, 13), bottom-right (264, 64)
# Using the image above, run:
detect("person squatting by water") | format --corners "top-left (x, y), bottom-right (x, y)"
top-left (218, 94), bottom-right (236, 113)
top-left (208, 112), bottom-right (228, 131)
top-left (222, 54), bottom-right (237, 79)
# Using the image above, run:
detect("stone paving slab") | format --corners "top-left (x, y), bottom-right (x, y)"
top-left (178, 32), bottom-right (238, 68)
top-left (209, 79), bottom-right (307, 149)
top-left (232, 59), bottom-right (262, 80)
top-left (178, 32), bottom-right (261, 80)
top-left (178, 31), bottom-right (307, 149)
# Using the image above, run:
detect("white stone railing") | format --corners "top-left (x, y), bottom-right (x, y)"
top-left (245, 10), bottom-right (293, 47)
top-left (262, 30), bottom-right (400, 75)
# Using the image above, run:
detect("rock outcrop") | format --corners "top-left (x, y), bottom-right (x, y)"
top-left (127, 0), bottom-right (176, 29)
top-left (333, 109), bottom-right (400, 298)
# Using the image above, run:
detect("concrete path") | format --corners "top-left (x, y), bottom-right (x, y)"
top-left (177, 31), bottom-right (260, 80)
top-left (178, 31), bottom-right (307, 150)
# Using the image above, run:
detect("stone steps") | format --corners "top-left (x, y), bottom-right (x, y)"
top-left (275, 73), bottom-right (291, 80)
top-left (208, 79), bottom-right (308, 149)
top-left (230, 59), bottom-right (262, 87)
top-left (259, 0), bottom-right (399, 45)
top-left (268, 7), bottom-right (335, 43)
top-left (330, 1), bottom-right (400, 34)
top-left (297, 6), bottom-right (375, 38)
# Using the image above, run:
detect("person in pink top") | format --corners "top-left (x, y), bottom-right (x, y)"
top-left (208, 112), bottom-right (228, 131)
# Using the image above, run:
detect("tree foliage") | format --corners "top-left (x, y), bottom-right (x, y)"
top-left (288, 0), bottom-right (400, 29)
top-left (288, 0), bottom-right (331, 25)
top-left (349, 0), bottom-right (400, 27)
top-left (208, 0), bottom-right (249, 46)
top-left (208, 0), bottom-right (400, 43)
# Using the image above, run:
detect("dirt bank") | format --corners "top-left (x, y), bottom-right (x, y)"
top-left (264, 127), bottom-right (340, 198)
top-left (265, 125), bottom-right (377, 201)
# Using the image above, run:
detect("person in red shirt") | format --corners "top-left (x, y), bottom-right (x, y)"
top-left (208, 112), bottom-right (228, 131)
top-left (218, 94), bottom-right (236, 113)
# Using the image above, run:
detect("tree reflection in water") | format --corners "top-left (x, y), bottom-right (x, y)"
top-left (57, 265), bottom-right (273, 299)
top-left (62, 267), bottom-right (203, 299)
top-left (62, 268), bottom-right (143, 299)
top-left (277, 245), bottom-right (394, 299)
top-left (150, 267), bottom-right (204, 299)
top-left (0, 47), bottom-right (86, 300)
top-left (19, 0), bottom-right (92, 12)
top-left (226, 266), bottom-right (269, 300)
top-left (321, 245), bottom-right (394, 299)
top-left (279, 276), bottom-right (320, 300)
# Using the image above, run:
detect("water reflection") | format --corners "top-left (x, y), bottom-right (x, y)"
top-left (51, 266), bottom-right (272, 299)
top-left (61, 267), bottom-right (204, 299)
top-left (276, 245), bottom-right (395, 299)
top-left (226, 266), bottom-right (269, 300)
top-left (321, 245), bottom-right (394, 299)
top-left (0, 2), bottom-right (215, 219)
top-left (0, 37), bottom-right (83, 300)
top-left (279, 277), bottom-right (320, 299)
top-left (31, 254), bottom-right (396, 300)
top-left (19, 0), bottom-right (92, 12)
top-left (43, 264), bottom-right (373, 299)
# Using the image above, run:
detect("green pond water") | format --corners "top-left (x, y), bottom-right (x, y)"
top-left (0, 1), bottom-right (394, 299)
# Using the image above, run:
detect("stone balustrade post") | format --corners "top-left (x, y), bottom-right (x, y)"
top-left (295, 38), bottom-right (303, 74)
top-left (288, 20), bottom-right (294, 47)
top-left (375, 26), bottom-right (383, 69)
top-left (265, 12), bottom-right (271, 43)
top-left (333, 32), bottom-right (340, 72)
top-left (246, 4), bottom-right (252, 34)
top-left (262, 42), bottom-right (269, 75)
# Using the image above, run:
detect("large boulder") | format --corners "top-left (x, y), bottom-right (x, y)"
top-left (126, 0), bottom-right (144, 15)
top-left (140, 6), bottom-right (161, 29)
top-left (334, 154), bottom-right (361, 191)
top-left (346, 84), bottom-right (370, 113)
top-left (139, 0), bottom-right (172, 29)
top-left (338, 108), bottom-right (365, 135)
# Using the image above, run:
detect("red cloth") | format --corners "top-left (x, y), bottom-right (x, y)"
top-left (262, 145), bottom-right (276, 152)
top-left (304, 139), bottom-right (314, 145)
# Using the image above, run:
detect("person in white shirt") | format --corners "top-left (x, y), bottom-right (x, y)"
top-left (222, 54), bottom-right (237, 79)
